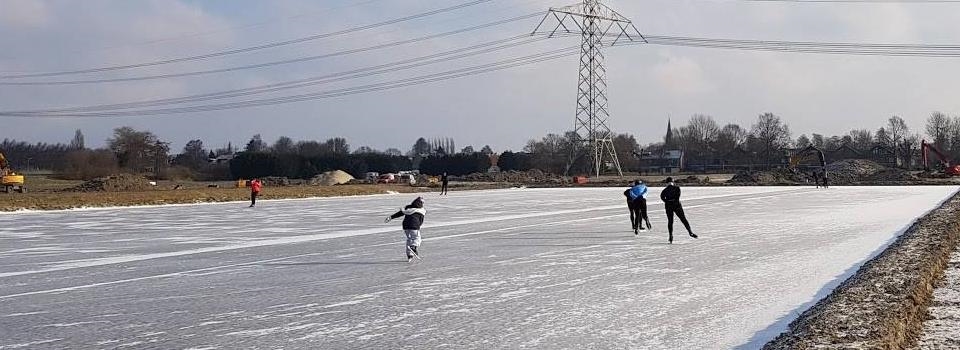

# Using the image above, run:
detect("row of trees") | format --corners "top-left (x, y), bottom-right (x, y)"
top-left (5, 111), bottom-right (960, 181)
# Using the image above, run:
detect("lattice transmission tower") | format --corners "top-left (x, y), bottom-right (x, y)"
top-left (533, 0), bottom-right (645, 177)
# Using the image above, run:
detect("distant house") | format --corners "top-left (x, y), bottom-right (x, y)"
top-left (210, 154), bottom-right (235, 164)
top-left (825, 144), bottom-right (861, 162)
top-left (638, 150), bottom-right (684, 174)
top-left (868, 145), bottom-right (898, 168)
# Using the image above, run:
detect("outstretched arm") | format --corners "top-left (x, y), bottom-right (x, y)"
top-left (385, 210), bottom-right (403, 222)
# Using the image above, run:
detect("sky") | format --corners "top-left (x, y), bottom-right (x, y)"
top-left (2, 0), bottom-right (960, 153)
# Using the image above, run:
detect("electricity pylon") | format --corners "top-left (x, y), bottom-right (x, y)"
top-left (533, 0), bottom-right (645, 177)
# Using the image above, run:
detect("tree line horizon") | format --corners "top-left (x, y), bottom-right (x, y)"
top-left (2, 111), bottom-right (958, 180)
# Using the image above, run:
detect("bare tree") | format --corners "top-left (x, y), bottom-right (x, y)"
top-left (324, 137), bottom-right (350, 154)
top-left (271, 136), bottom-right (296, 154)
top-left (107, 126), bottom-right (168, 173)
top-left (950, 117), bottom-right (960, 158)
top-left (750, 113), bottom-right (792, 165)
top-left (887, 116), bottom-right (910, 162)
top-left (848, 129), bottom-right (873, 152)
top-left (612, 133), bottom-right (640, 172)
top-left (245, 134), bottom-right (267, 153)
top-left (811, 134), bottom-right (825, 149)
top-left (875, 127), bottom-right (891, 148)
top-left (795, 134), bottom-right (811, 149)
top-left (926, 111), bottom-right (951, 150)
top-left (887, 116), bottom-right (908, 146)
top-left (353, 146), bottom-right (377, 154)
top-left (714, 123), bottom-right (748, 153)
top-left (70, 129), bottom-right (85, 150)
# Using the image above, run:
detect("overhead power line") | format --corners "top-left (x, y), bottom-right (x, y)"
top-left (637, 35), bottom-right (960, 56)
top-left (0, 12), bottom-right (543, 86)
top-left (0, 0), bottom-right (493, 80)
top-left (0, 0), bottom-right (390, 62)
top-left (536, 31), bottom-right (960, 56)
top-left (0, 46), bottom-right (583, 118)
top-left (6, 35), bottom-right (549, 114)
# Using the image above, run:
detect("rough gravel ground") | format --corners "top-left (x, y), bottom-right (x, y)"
top-left (915, 251), bottom-right (960, 349)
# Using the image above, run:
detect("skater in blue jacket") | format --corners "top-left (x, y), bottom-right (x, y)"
top-left (624, 180), bottom-right (652, 235)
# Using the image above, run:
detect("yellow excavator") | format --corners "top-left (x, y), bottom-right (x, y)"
top-left (789, 145), bottom-right (828, 184)
top-left (0, 151), bottom-right (26, 193)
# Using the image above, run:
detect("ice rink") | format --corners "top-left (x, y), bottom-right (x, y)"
top-left (1, 186), bottom-right (957, 349)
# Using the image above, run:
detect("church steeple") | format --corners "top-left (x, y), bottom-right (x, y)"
top-left (664, 118), bottom-right (674, 149)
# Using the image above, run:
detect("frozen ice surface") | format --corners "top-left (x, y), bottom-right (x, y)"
top-left (0, 186), bottom-right (956, 349)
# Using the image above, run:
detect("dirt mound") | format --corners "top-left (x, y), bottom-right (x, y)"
top-left (825, 159), bottom-right (917, 184)
top-left (310, 170), bottom-right (355, 186)
top-left (260, 176), bottom-right (300, 187)
top-left (729, 168), bottom-right (808, 185)
top-left (673, 175), bottom-right (709, 184)
top-left (459, 169), bottom-right (561, 184)
top-left (69, 174), bottom-right (153, 192)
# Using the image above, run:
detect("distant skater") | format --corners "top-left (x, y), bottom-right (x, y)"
top-left (812, 171), bottom-right (821, 189)
top-left (249, 178), bottom-right (262, 207)
top-left (386, 197), bottom-right (426, 262)
top-left (660, 177), bottom-right (697, 244)
top-left (625, 180), bottom-right (652, 235)
top-left (821, 170), bottom-right (830, 188)
top-left (440, 172), bottom-right (449, 195)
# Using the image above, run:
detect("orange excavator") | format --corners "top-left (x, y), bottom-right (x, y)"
top-left (921, 140), bottom-right (960, 176)
top-left (0, 151), bottom-right (27, 193)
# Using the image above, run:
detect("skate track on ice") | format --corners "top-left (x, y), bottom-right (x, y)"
top-left (0, 186), bottom-right (956, 349)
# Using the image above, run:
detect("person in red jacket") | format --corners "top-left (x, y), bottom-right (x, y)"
top-left (249, 178), bottom-right (262, 207)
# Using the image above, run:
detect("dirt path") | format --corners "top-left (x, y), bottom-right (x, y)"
top-left (0, 185), bottom-right (427, 212)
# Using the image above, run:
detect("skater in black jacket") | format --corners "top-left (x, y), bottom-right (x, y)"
top-left (660, 178), bottom-right (697, 244)
top-left (386, 197), bottom-right (426, 261)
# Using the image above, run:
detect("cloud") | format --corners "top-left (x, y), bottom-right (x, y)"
top-left (0, 0), bottom-right (50, 29)
top-left (651, 51), bottom-right (714, 95)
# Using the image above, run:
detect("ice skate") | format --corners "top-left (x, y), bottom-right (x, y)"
top-left (689, 232), bottom-right (698, 239)
top-left (411, 247), bottom-right (422, 260)
top-left (646, 222), bottom-right (652, 230)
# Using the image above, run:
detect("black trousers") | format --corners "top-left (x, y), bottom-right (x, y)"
top-left (251, 191), bottom-right (259, 206)
top-left (629, 198), bottom-right (649, 229)
top-left (665, 202), bottom-right (691, 235)
top-left (441, 182), bottom-right (449, 194)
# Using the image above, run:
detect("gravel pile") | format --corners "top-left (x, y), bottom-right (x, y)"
top-left (459, 169), bottom-right (562, 184)
top-left (826, 159), bottom-right (917, 185)
top-left (729, 169), bottom-right (809, 185)
top-left (309, 170), bottom-right (355, 186)
top-left (68, 174), bottom-right (154, 192)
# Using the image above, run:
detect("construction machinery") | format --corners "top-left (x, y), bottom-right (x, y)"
top-left (0, 151), bottom-right (26, 193)
top-left (789, 146), bottom-right (827, 171)
top-left (921, 140), bottom-right (960, 176)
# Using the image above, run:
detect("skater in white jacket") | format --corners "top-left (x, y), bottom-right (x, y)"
top-left (386, 197), bottom-right (426, 262)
